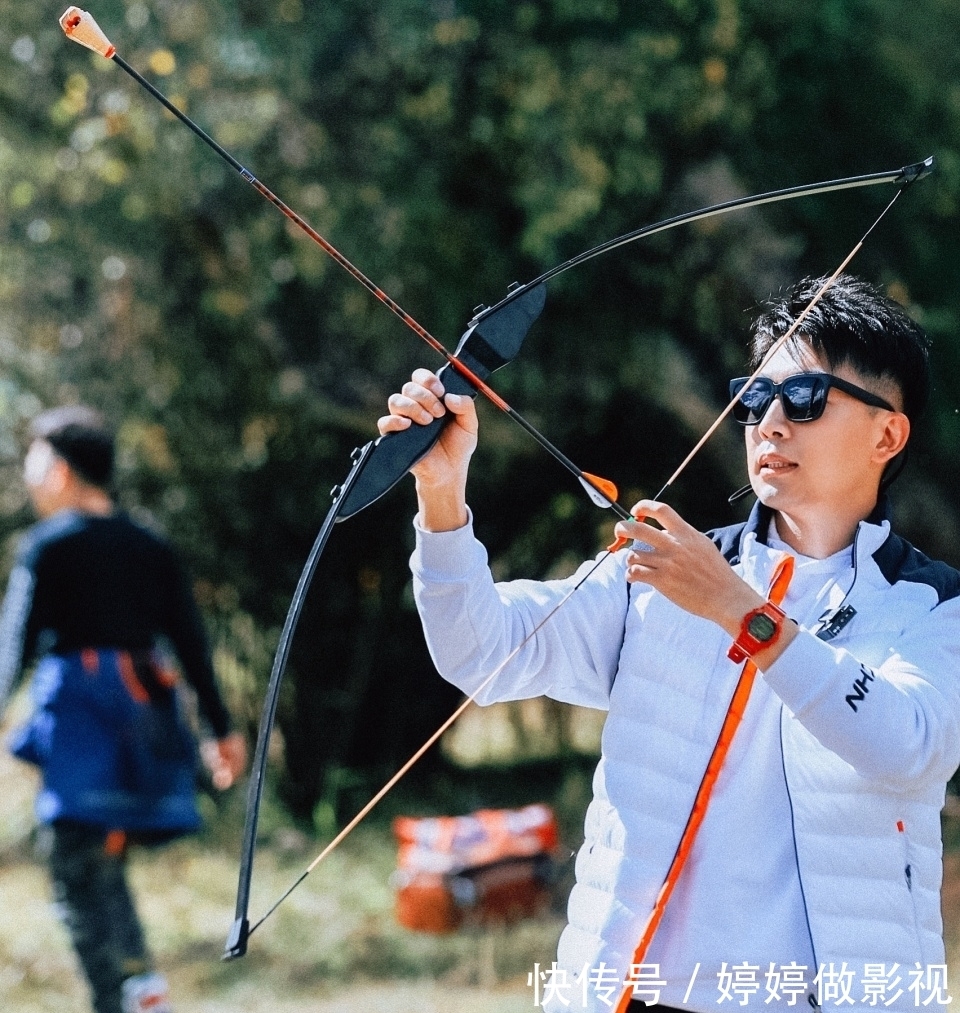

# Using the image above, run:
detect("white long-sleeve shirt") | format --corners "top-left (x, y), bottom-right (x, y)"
top-left (410, 501), bottom-right (960, 1012)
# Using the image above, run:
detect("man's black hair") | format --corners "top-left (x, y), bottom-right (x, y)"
top-left (750, 274), bottom-right (931, 421)
top-left (30, 405), bottom-right (115, 489)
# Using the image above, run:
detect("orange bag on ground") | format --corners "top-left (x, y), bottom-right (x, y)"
top-left (392, 804), bottom-right (559, 933)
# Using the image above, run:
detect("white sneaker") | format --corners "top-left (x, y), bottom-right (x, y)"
top-left (121, 972), bottom-right (173, 1013)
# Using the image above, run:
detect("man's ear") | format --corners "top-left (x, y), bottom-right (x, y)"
top-left (874, 412), bottom-right (911, 465)
top-left (47, 456), bottom-right (73, 494)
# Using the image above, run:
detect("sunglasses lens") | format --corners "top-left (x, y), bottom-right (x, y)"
top-left (731, 379), bottom-right (773, 424)
top-left (782, 375), bottom-right (827, 421)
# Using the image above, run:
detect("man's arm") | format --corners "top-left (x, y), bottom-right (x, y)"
top-left (0, 559), bottom-right (38, 714)
top-left (613, 501), bottom-right (960, 786)
top-left (412, 514), bottom-right (631, 709)
top-left (162, 547), bottom-right (246, 788)
top-left (0, 563), bottom-right (36, 713)
top-left (761, 603), bottom-right (960, 787)
top-left (387, 368), bottom-right (630, 708)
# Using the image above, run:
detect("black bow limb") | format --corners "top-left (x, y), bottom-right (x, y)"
top-left (224, 440), bottom-right (376, 960)
top-left (337, 155), bottom-right (936, 521)
top-left (473, 156), bottom-right (934, 324)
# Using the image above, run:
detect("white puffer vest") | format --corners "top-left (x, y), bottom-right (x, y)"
top-left (411, 502), bottom-right (960, 1012)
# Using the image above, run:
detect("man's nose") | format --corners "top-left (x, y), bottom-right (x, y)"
top-left (756, 394), bottom-right (789, 438)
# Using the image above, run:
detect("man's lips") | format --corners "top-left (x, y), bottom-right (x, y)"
top-left (757, 454), bottom-right (797, 474)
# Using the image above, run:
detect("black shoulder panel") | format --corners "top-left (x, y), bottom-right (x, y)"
top-left (16, 510), bottom-right (85, 567)
top-left (872, 532), bottom-right (960, 604)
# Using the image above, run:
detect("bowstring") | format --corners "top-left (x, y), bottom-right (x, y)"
top-left (244, 180), bottom-right (912, 933)
top-left (245, 550), bottom-right (613, 938)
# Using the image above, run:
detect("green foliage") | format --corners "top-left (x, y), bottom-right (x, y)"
top-left (0, 0), bottom-right (959, 816)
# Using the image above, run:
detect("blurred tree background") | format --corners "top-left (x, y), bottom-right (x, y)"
top-left (0, 0), bottom-right (958, 824)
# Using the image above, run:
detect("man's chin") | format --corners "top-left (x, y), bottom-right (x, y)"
top-left (753, 481), bottom-right (799, 512)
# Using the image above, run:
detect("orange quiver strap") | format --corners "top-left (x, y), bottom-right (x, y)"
top-left (392, 804), bottom-right (559, 933)
top-left (614, 554), bottom-right (795, 1013)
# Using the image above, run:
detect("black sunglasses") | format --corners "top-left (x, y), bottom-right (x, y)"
top-left (728, 372), bottom-right (896, 426)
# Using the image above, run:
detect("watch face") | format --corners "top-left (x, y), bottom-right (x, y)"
top-left (747, 612), bottom-right (778, 642)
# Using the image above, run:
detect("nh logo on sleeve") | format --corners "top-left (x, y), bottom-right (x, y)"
top-left (845, 665), bottom-right (876, 712)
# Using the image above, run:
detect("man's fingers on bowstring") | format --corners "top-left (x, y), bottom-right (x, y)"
top-left (625, 560), bottom-right (656, 585)
top-left (625, 548), bottom-right (657, 572)
top-left (624, 541), bottom-right (673, 585)
top-left (628, 499), bottom-right (690, 533)
top-left (612, 513), bottom-right (671, 552)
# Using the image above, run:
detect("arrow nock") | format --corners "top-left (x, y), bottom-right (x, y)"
top-left (60, 7), bottom-right (116, 59)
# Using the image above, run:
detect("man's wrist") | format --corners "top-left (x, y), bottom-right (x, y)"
top-left (415, 478), bottom-right (469, 532)
top-left (718, 585), bottom-right (799, 668)
top-left (715, 584), bottom-right (767, 639)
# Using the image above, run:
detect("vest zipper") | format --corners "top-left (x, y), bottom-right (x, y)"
top-left (779, 706), bottom-right (821, 1009)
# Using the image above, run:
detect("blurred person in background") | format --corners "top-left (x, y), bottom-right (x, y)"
top-left (0, 406), bottom-right (246, 1013)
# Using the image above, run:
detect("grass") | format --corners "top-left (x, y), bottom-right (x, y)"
top-left (0, 733), bottom-right (565, 1012)
top-left (2, 722), bottom-right (960, 1012)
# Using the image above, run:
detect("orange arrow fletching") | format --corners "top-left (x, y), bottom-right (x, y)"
top-left (60, 7), bottom-right (116, 59)
top-left (581, 472), bottom-right (619, 505)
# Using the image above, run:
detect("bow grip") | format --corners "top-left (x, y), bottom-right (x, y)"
top-left (337, 282), bottom-right (546, 521)
top-left (336, 364), bottom-right (477, 520)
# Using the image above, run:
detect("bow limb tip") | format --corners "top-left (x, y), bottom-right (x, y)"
top-left (59, 7), bottom-right (117, 59)
top-left (222, 916), bottom-right (250, 961)
top-left (897, 156), bottom-right (935, 184)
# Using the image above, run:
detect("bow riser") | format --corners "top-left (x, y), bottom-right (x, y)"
top-left (337, 282), bottom-right (547, 519)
